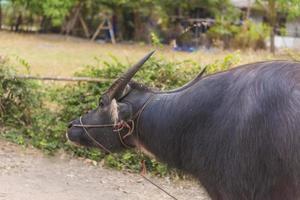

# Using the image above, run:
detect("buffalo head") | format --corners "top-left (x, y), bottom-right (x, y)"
top-left (66, 51), bottom-right (155, 153)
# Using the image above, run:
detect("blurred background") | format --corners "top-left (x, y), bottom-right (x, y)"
top-left (0, 0), bottom-right (300, 51)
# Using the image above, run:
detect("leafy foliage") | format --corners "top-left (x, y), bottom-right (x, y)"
top-left (232, 20), bottom-right (270, 49)
top-left (4, 0), bottom-right (76, 26)
top-left (208, 19), bottom-right (271, 50)
top-left (41, 0), bottom-right (77, 26)
top-left (256, 0), bottom-right (300, 20)
top-left (0, 57), bottom-right (42, 127)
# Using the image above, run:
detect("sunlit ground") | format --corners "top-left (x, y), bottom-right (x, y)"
top-left (0, 31), bottom-right (291, 76)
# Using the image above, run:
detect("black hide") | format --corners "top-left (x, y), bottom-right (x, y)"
top-left (135, 61), bottom-right (300, 200)
top-left (68, 60), bottom-right (300, 200)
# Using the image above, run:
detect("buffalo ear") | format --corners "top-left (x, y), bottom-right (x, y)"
top-left (100, 94), bottom-right (111, 107)
top-left (117, 103), bottom-right (133, 121)
top-left (118, 85), bottom-right (132, 100)
top-left (100, 85), bottom-right (131, 107)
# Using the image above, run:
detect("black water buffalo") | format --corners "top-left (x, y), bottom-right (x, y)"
top-left (67, 52), bottom-right (300, 200)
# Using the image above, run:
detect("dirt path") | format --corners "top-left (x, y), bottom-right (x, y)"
top-left (0, 140), bottom-right (210, 200)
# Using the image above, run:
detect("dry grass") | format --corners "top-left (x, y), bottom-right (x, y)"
top-left (0, 31), bottom-right (289, 76)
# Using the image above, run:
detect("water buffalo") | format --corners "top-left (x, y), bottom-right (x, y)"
top-left (67, 52), bottom-right (300, 200)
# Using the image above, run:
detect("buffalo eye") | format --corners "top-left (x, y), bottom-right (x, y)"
top-left (99, 98), bottom-right (104, 108)
top-left (99, 101), bottom-right (104, 108)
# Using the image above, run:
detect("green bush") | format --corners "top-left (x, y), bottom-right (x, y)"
top-left (208, 19), bottom-right (270, 50)
top-left (207, 18), bottom-right (240, 49)
top-left (0, 53), bottom-right (240, 176)
top-left (0, 58), bottom-right (42, 127)
top-left (232, 20), bottom-right (270, 50)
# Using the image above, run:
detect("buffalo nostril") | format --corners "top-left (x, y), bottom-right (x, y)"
top-left (68, 122), bottom-right (73, 128)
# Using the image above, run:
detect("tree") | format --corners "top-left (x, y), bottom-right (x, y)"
top-left (42, 0), bottom-right (77, 27)
top-left (256, 0), bottom-right (300, 53)
top-left (6, 0), bottom-right (77, 31)
top-left (0, 0), bottom-right (2, 29)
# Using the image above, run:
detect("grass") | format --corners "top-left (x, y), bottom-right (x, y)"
top-left (0, 31), bottom-right (289, 76)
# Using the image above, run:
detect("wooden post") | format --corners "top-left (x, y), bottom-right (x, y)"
top-left (62, 2), bottom-right (82, 35)
top-left (107, 19), bottom-right (116, 44)
top-left (66, 5), bottom-right (81, 35)
top-left (79, 14), bottom-right (90, 38)
top-left (91, 20), bottom-right (105, 41)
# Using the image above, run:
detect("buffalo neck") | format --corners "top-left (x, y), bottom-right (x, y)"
top-left (135, 75), bottom-right (227, 170)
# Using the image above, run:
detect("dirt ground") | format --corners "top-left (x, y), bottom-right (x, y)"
top-left (0, 139), bottom-right (210, 200)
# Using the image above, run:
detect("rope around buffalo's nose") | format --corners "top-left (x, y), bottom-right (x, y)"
top-left (76, 116), bottom-right (179, 200)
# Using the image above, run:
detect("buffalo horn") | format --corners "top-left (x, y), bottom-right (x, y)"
top-left (103, 51), bottom-right (155, 103)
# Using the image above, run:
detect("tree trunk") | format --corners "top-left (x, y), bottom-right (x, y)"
top-left (270, 27), bottom-right (275, 53)
top-left (15, 14), bottom-right (22, 32)
top-left (40, 16), bottom-right (46, 32)
top-left (245, 0), bottom-right (251, 20)
top-left (0, 0), bottom-right (2, 30)
top-left (242, 0), bottom-right (251, 34)
top-left (133, 10), bottom-right (144, 41)
top-left (40, 16), bottom-right (51, 33)
top-left (268, 0), bottom-right (276, 54)
top-left (114, 8), bottom-right (123, 41)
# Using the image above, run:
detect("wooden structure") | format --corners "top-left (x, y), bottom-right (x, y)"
top-left (91, 13), bottom-right (116, 44)
top-left (62, 3), bottom-right (116, 44)
top-left (61, 2), bottom-right (90, 38)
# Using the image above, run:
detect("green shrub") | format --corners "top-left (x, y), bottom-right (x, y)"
top-left (0, 58), bottom-right (42, 127)
top-left (207, 18), bottom-right (240, 49)
top-left (232, 20), bottom-right (270, 50)
top-left (208, 19), bottom-right (270, 50)
top-left (150, 32), bottom-right (163, 48)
